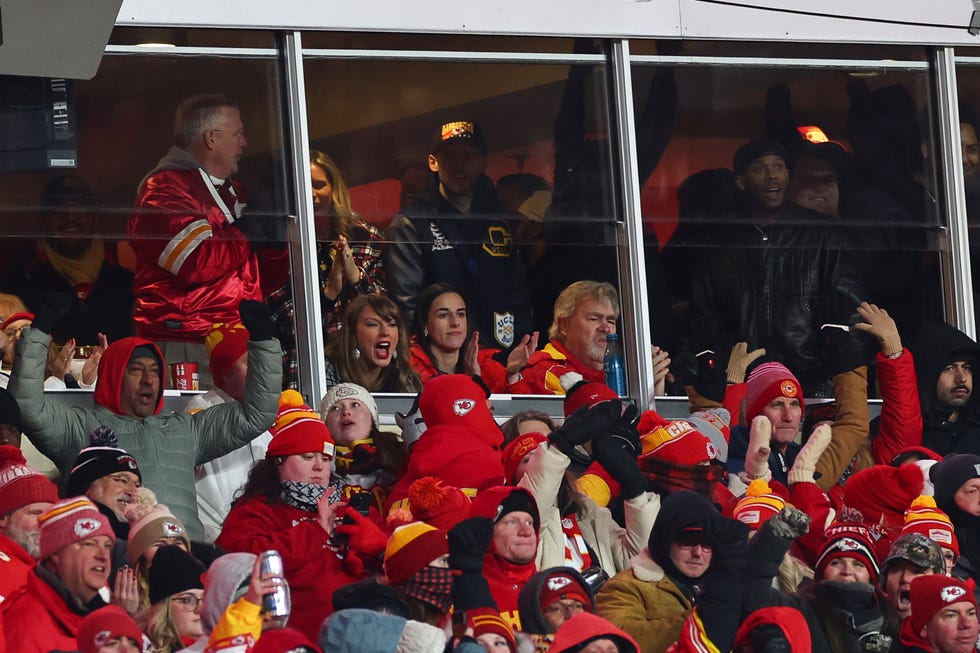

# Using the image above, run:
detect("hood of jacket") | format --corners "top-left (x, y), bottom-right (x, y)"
top-left (911, 322), bottom-right (980, 417)
top-left (648, 491), bottom-right (718, 583)
top-left (733, 606), bottom-right (812, 653)
top-left (418, 374), bottom-right (502, 447)
top-left (93, 337), bottom-right (165, 416)
top-left (137, 145), bottom-right (205, 196)
top-left (200, 552), bottom-right (256, 632)
top-left (517, 566), bottom-right (596, 635)
top-left (549, 612), bottom-right (639, 653)
top-left (318, 608), bottom-right (446, 653)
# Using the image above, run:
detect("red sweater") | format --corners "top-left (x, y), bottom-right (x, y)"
top-left (216, 496), bottom-right (369, 641)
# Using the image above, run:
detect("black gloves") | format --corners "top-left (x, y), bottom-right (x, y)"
top-left (592, 432), bottom-right (647, 500)
top-left (821, 325), bottom-right (868, 378)
top-left (706, 515), bottom-right (751, 572)
top-left (448, 517), bottom-right (493, 574)
top-left (549, 400), bottom-right (622, 463)
top-left (239, 299), bottom-right (276, 341)
top-left (30, 290), bottom-right (74, 334)
top-left (610, 403), bottom-right (641, 456)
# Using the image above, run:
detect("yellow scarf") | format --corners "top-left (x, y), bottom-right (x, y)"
top-left (39, 239), bottom-right (105, 286)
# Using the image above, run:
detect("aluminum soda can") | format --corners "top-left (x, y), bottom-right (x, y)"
top-left (169, 362), bottom-right (199, 391)
top-left (259, 550), bottom-right (291, 628)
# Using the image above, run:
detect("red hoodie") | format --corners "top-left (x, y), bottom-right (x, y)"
top-left (92, 337), bottom-right (166, 416)
top-left (733, 606), bottom-right (812, 653)
top-left (550, 612), bottom-right (640, 653)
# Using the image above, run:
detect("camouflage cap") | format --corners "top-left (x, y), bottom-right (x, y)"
top-left (882, 533), bottom-right (945, 576)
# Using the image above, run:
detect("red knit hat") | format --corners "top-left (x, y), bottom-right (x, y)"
top-left (204, 322), bottom-right (250, 387)
top-left (563, 381), bottom-right (618, 418)
top-left (0, 445), bottom-right (58, 515)
top-left (405, 477), bottom-right (471, 532)
top-left (910, 575), bottom-right (978, 634)
top-left (470, 607), bottom-right (517, 653)
top-left (538, 571), bottom-right (592, 614)
top-left (502, 433), bottom-right (547, 484)
top-left (419, 374), bottom-right (501, 447)
top-left (383, 521), bottom-right (449, 586)
top-left (639, 415), bottom-right (717, 466)
top-left (77, 606), bottom-right (144, 653)
top-left (0, 312), bottom-right (33, 331)
top-left (733, 479), bottom-right (786, 530)
top-left (745, 362), bottom-right (804, 421)
top-left (38, 497), bottom-right (115, 560)
top-left (266, 390), bottom-right (335, 459)
top-left (814, 519), bottom-right (881, 584)
top-left (902, 495), bottom-right (959, 556)
top-left (842, 463), bottom-right (925, 533)
top-left (251, 627), bottom-right (321, 653)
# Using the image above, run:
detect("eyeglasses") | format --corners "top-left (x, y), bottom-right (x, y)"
top-left (209, 128), bottom-right (246, 139)
top-left (675, 532), bottom-right (712, 551)
top-left (107, 473), bottom-right (141, 490)
top-left (171, 594), bottom-right (203, 611)
top-left (545, 600), bottom-right (586, 617)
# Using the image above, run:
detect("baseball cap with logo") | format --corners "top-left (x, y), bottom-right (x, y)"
top-left (430, 120), bottom-right (486, 154)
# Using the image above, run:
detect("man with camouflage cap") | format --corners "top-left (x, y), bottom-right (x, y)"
top-left (880, 532), bottom-right (946, 622)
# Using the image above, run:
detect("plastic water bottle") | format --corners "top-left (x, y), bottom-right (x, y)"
top-left (604, 333), bottom-right (626, 396)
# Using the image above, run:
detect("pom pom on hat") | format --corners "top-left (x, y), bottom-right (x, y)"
top-left (0, 444), bottom-right (58, 515)
top-left (383, 521), bottom-right (449, 587)
top-left (38, 497), bottom-right (115, 560)
top-left (843, 463), bottom-right (925, 533)
top-left (744, 362), bottom-right (804, 422)
top-left (266, 390), bottom-right (335, 459)
top-left (502, 433), bottom-right (547, 484)
top-left (125, 487), bottom-right (189, 564)
top-left (66, 425), bottom-right (141, 497)
top-left (902, 495), bottom-right (959, 556)
top-left (406, 476), bottom-right (471, 532)
top-left (910, 575), bottom-right (978, 634)
top-left (733, 479), bottom-right (786, 530)
top-left (639, 419), bottom-right (718, 466)
top-left (77, 606), bottom-right (144, 653)
top-left (204, 322), bottom-right (250, 387)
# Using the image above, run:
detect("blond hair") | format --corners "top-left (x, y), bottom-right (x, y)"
top-left (311, 150), bottom-right (358, 237)
top-left (548, 281), bottom-right (620, 342)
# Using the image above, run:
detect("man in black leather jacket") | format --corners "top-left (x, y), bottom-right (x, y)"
top-left (688, 139), bottom-right (865, 394)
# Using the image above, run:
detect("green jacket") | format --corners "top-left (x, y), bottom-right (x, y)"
top-left (9, 327), bottom-right (282, 540)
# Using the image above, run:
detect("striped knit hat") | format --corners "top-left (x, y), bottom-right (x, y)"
top-left (0, 445), bottom-right (58, 515)
top-left (639, 416), bottom-right (717, 466)
top-left (902, 495), bottom-right (959, 556)
top-left (204, 322), bottom-right (250, 387)
top-left (733, 479), bottom-right (786, 530)
top-left (745, 362), bottom-right (804, 421)
top-left (470, 607), bottom-right (517, 653)
top-left (815, 519), bottom-right (880, 584)
top-left (266, 390), bottom-right (335, 459)
top-left (39, 497), bottom-right (115, 560)
top-left (383, 521), bottom-right (448, 586)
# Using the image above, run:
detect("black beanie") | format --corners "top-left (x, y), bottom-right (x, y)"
top-left (648, 491), bottom-right (718, 575)
top-left (66, 426), bottom-right (141, 496)
top-left (148, 544), bottom-right (206, 605)
top-left (498, 487), bottom-right (541, 533)
top-left (733, 139), bottom-right (788, 175)
top-left (931, 453), bottom-right (980, 512)
top-left (0, 388), bottom-right (20, 429)
top-left (129, 344), bottom-right (160, 365)
top-left (331, 578), bottom-right (411, 618)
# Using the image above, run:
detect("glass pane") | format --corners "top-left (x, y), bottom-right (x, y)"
top-left (110, 26), bottom-right (277, 49)
top-left (630, 39), bottom-right (929, 61)
top-left (635, 51), bottom-right (942, 396)
top-left (302, 40), bottom-right (620, 394)
top-left (956, 57), bottom-right (980, 328)
top-left (0, 49), bottom-right (291, 390)
top-left (302, 31), bottom-right (578, 54)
